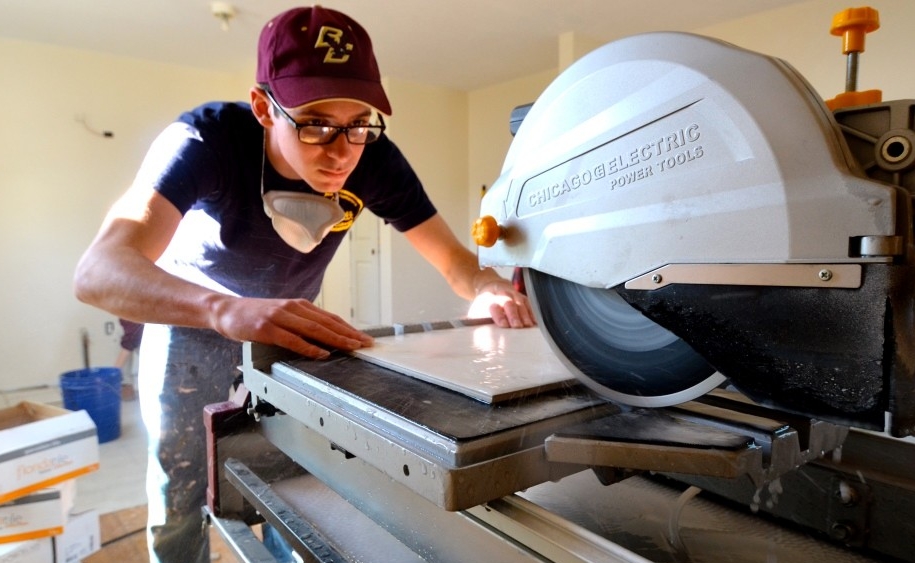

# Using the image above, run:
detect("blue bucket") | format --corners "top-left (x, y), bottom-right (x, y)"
top-left (60, 367), bottom-right (122, 443)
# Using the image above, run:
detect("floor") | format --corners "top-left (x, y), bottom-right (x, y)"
top-left (72, 393), bottom-right (146, 515)
top-left (72, 395), bottom-right (240, 562)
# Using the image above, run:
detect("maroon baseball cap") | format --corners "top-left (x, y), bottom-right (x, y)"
top-left (256, 6), bottom-right (392, 115)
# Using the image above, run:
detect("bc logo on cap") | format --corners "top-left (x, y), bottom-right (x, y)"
top-left (312, 26), bottom-right (353, 64)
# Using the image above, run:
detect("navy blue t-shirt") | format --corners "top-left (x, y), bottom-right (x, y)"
top-left (144, 102), bottom-right (436, 301)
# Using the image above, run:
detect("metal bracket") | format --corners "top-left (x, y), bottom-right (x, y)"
top-left (545, 390), bottom-right (849, 488)
top-left (625, 263), bottom-right (862, 290)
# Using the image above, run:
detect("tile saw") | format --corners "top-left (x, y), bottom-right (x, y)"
top-left (206, 7), bottom-right (915, 562)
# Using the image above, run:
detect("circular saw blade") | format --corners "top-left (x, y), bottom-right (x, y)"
top-left (526, 269), bottom-right (725, 407)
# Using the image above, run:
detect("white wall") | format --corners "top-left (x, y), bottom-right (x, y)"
top-left (695, 0), bottom-right (915, 102)
top-left (385, 78), bottom-right (471, 323)
top-left (0, 38), bottom-right (248, 398)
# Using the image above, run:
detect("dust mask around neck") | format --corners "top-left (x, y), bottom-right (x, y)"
top-left (260, 139), bottom-right (345, 253)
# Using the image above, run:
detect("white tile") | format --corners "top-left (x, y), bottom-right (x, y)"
top-left (353, 325), bottom-right (575, 403)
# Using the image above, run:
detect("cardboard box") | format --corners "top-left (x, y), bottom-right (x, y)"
top-left (0, 480), bottom-right (76, 546)
top-left (0, 537), bottom-right (53, 563)
top-left (0, 496), bottom-right (97, 560)
top-left (53, 510), bottom-right (100, 563)
top-left (0, 403), bottom-right (99, 505)
top-left (0, 490), bottom-right (64, 545)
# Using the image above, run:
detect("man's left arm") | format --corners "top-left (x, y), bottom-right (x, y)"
top-left (402, 214), bottom-right (535, 328)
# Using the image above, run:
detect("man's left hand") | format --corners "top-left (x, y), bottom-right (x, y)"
top-left (469, 280), bottom-right (536, 328)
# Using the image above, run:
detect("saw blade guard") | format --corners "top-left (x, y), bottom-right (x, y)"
top-left (478, 32), bottom-right (897, 288)
top-left (476, 31), bottom-right (911, 418)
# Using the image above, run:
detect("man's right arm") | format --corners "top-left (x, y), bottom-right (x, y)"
top-left (73, 186), bottom-right (372, 359)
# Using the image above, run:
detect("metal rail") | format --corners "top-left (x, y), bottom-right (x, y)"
top-left (223, 458), bottom-right (347, 563)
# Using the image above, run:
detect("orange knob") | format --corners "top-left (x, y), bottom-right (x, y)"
top-left (830, 7), bottom-right (879, 54)
top-left (826, 6), bottom-right (882, 110)
top-left (472, 215), bottom-right (501, 247)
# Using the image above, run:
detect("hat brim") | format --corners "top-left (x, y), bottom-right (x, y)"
top-left (269, 76), bottom-right (392, 116)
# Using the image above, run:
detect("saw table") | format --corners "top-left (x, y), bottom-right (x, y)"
top-left (204, 329), bottom-right (914, 562)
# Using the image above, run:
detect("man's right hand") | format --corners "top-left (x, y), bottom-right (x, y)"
top-left (206, 295), bottom-right (374, 359)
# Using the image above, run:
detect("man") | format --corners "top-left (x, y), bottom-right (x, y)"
top-left (73, 5), bottom-right (534, 562)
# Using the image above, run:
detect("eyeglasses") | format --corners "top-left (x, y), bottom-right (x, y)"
top-left (264, 90), bottom-right (386, 145)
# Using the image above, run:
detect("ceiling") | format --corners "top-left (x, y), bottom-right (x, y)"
top-left (0, 0), bottom-right (811, 91)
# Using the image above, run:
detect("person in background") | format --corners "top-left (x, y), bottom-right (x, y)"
top-left (73, 5), bottom-right (533, 562)
top-left (113, 319), bottom-right (143, 400)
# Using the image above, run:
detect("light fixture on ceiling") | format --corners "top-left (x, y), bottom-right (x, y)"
top-left (210, 1), bottom-right (237, 32)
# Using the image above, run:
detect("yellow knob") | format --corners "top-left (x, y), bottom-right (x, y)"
top-left (830, 7), bottom-right (880, 54)
top-left (472, 215), bottom-right (501, 248)
top-left (825, 6), bottom-right (882, 111)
